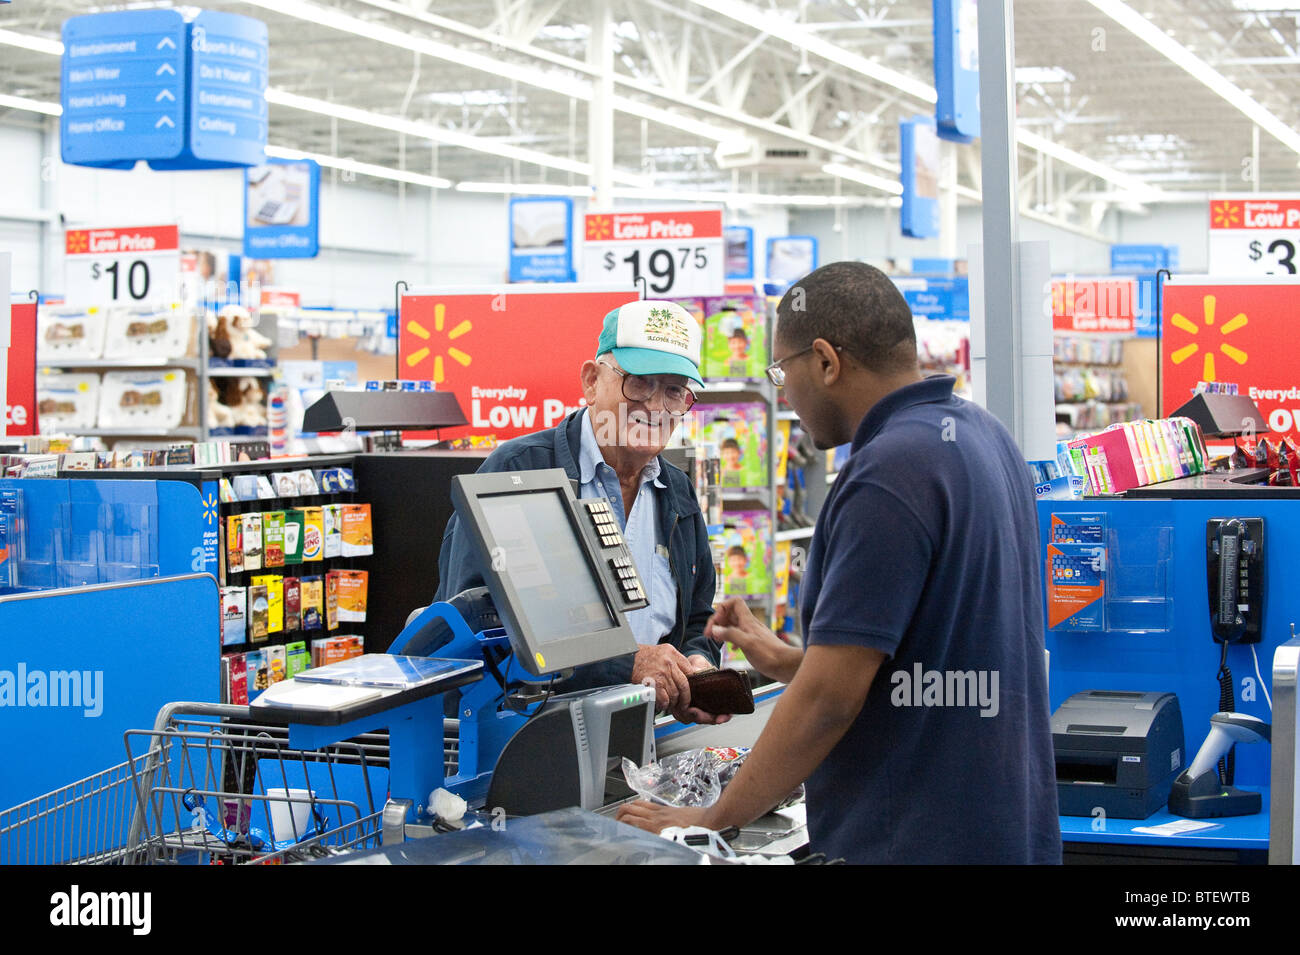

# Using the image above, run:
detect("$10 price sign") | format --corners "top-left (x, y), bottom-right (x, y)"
top-left (582, 209), bottom-right (724, 298)
top-left (1208, 197), bottom-right (1300, 276)
top-left (64, 224), bottom-right (181, 307)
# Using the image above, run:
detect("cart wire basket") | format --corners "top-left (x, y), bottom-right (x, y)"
top-left (1, 702), bottom-right (462, 865)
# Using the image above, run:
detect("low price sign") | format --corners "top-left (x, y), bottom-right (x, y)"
top-left (64, 224), bottom-right (180, 306)
top-left (1162, 277), bottom-right (1300, 443)
top-left (1208, 196), bottom-right (1300, 275)
top-left (1051, 276), bottom-right (1137, 334)
top-left (398, 285), bottom-right (637, 441)
top-left (581, 209), bottom-right (723, 298)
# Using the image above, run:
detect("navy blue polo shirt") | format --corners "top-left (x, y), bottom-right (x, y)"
top-left (800, 375), bottom-right (1061, 864)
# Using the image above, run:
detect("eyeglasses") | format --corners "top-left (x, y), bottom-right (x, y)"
top-left (598, 361), bottom-right (697, 414)
top-left (766, 344), bottom-right (841, 387)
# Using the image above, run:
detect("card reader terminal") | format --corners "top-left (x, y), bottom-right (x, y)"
top-left (578, 498), bottom-right (649, 612)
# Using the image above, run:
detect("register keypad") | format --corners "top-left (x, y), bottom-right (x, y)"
top-left (580, 499), bottom-right (648, 611)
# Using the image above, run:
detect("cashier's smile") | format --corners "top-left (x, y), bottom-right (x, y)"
top-left (889, 663), bottom-right (999, 717)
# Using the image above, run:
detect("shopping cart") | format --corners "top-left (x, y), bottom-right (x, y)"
top-left (1, 701), bottom-right (462, 865)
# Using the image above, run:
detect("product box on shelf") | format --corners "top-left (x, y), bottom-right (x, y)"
top-left (102, 306), bottom-right (193, 361)
top-left (37, 306), bottom-right (109, 362)
top-left (702, 295), bottom-right (768, 379)
top-left (36, 373), bottom-right (100, 433)
top-left (96, 370), bottom-right (188, 431)
top-left (718, 510), bottom-right (773, 597)
top-left (694, 402), bottom-right (769, 488)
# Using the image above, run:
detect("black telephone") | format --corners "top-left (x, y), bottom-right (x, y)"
top-left (1205, 518), bottom-right (1264, 644)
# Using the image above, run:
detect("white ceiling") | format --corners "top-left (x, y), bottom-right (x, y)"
top-left (5, 0), bottom-right (1300, 229)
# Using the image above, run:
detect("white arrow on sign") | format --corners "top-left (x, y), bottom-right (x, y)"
top-left (157, 37), bottom-right (176, 50)
top-left (156, 62), bottom-right (175, 76)
top-left (155, 89), bottom-right (175, 102)
top-left (155, 115), bottom-right (175, 128)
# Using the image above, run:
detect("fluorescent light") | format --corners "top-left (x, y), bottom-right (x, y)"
top-left (823, 162), bottom-right (905, 196)
top-left (1085, 0), bottom-right (1300, 155)
top-left (0, 94), bottom-right (62, 116)
top-left (265, 145), bottom-right (451, 189)
top-left (0, 27), bottom-right (63, 57)
top-left (609, 97), bottom-right (733, 143)
top-left (609, 187), bottom-right (862, 207)
top-left (456, 181), bottom-right (593, 197)
top-left (684, 0), bottom-right (936, 104)
top-left (1016, 129), bottom-right (1166, 200)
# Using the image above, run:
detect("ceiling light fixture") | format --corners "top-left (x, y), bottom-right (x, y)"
top-left (455, 181), bottom-right (593, 197)
top-left (822, 162), bottom-right (905, 196)
top-left (265, 145), bottom-right (452, 189)
top-left (0, 93), bottom-right (62, 116)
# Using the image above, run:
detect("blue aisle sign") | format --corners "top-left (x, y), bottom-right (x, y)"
top-left (724, 225), bottom-right (754, 280)
top-left (900, 116), bottom-right (941, 239)
top-left (933, 0), bottom-right (980, 142)
top-left (508, 197), bottom-right (575, 282)
top-left (1110, 244), bottom-right (1171, 272)
top-left (60, 9), bottom-right (267, 170)
top-left (1110, 245), bottom-right (1177, 338)
top-left (61, 10), bottom-right (186, 167)
top-left (244, 158), bottom-right (321, 258)
top-left (896, 276), bottom-right (969, 321)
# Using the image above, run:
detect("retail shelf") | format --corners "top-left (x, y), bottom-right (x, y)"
top-left (721, 488), bottom-right (771, 502)
top-left (775, 526), bottom-right (815, 542)
top-left (63, 427), bottom-right (203, 439)
top-left (776, 410), bottom-right (800, 421)
top-left (207, 366), bottom-right (275, 378)
top-left (699, 379), bottom-right (773, 400)
top-left (38, 358), bottom-right (199, 370)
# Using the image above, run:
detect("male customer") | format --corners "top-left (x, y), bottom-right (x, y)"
top-left (435, 300), bottom-right (723, 725)
top-left (618, 262), bottom-right (1061, 863)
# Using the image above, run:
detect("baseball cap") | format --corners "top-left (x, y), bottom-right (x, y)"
top-left (596, 300), bottom-right (705, 389)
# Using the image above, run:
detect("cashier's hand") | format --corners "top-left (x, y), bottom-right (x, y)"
top-left (707, 597), bottom-right (801, 683)
top-left (616, 800), bottom-right (708, 836)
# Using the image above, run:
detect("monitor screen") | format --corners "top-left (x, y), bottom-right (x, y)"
top-left (479, 490), bottom-right (617, 644)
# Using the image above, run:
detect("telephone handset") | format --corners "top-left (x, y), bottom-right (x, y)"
top-left (1206, 518), bottom-right (1264, 644)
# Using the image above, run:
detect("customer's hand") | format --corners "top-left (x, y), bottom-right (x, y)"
top-left (668, 655), bottom-right (733, 727)
top-left (706, 597), bottom-right (802, 684)
top-left (616, 799), bottom-right (708, 835)
top-left (631, 644), bottom-right (692, 711)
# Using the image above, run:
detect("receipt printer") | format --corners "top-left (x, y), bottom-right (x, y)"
top-left (1051, 690), bottom-right (1185, 819)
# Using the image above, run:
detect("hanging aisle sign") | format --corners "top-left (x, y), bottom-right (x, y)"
top-left (60, 9), bottom-right (267, 170)
top-left (900, 116), bottom-right (941, 238)
top-left (1207, 195), bottom-right (1300, 275)
top-left (509, 197), bottom-right (575, 282)
top-left (581, 209), bottom-right (723, 298)
top-left (243, 158), bottom-right (320, 258)
top-left (64, 224), bottom-right (181, 306)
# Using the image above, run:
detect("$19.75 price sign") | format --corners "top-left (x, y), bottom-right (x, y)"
top-left (64, 224), bottom-right (181, 307)
top-left (582, 209), bottom-right (724, 298)
top-left (1208, 197), bottom-right (1300, 275)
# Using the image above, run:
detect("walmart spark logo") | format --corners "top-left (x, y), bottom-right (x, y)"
top-left (1169, 294), bottom-right (1248, 381)
top-left (405, 303), bottom-right (471, 383)
top-left (1211, 201), bottom-right (1242, 229)
top-left (202, 490), bottom-right (219, 526)
top-left (586, 215), bottom-right (612, 240)
top-left (65, 230), bottom-right (89, 254)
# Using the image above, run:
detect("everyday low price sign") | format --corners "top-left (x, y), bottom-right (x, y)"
top-left (1208, 196), bottom-right (1300, 275)
top-left (1051, 276), bottom-right (1137, 334)
top-left (398, 285), bottom-right (637, 441)
top-left (64, 224), bottom-right (181, 306)
top-left (581, 209), bottom-right (723, 298)
top-left (1162, 276), bottom-right (1300, 443)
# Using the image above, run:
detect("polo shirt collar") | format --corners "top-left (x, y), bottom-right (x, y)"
top-left (852, 375), bottom-right (957, 452)
top-left (578, 408), bottom-right (666, 489)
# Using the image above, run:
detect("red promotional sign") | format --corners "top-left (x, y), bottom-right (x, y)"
top-left (65, 225), bottom-right (180, 255)
top-left (260, 288), bottom-right (301, 308)
top-left (1051, 277), bottom-right (1136, 334)
top-left (1209, 197), bottom-right (1300, 230)
top-left (399, 286), bottom-right (638, 441)
top-left (1162, 278), bottom-right (1300, 443)
top-left (5, 303), bottom-right (36, 436)
top-left (584, 210), bottom-right (723, 243)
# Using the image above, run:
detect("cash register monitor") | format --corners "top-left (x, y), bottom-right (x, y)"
top-left (450, 469), bottom-right (641, 678)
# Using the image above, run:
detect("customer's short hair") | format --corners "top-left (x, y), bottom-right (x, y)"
top-left (775, 261), bottom-right (917, 373)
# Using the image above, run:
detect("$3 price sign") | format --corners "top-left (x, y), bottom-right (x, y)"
top-left (1208, 197), bottom-right (1300, 276)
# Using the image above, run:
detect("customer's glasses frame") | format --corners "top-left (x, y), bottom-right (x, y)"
top-left (598, 360), bottom-right (698, 414)
top-left (766, 344), bottom-right (842, 387)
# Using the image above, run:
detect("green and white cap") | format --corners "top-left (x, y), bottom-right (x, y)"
top-left (596, 300), bottom-right (704, 388)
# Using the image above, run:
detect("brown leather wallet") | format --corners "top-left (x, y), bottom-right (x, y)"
top-left (687, 667), bottom-right (755, 716)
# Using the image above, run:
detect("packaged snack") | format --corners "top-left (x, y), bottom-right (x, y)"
top-left (241, 512), bottom-right (263, 572)
top-left (334, 569), bottom-right (369, 623)
top-left (220, 587), bottom-right (247, 646)
top-left (341, 503), bottom-right (374, 557)
top-left (263, 511), bottom-right (285, 567)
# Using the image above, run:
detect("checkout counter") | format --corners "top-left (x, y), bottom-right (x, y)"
top-left (254, 467), bottom-right (800, 864)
